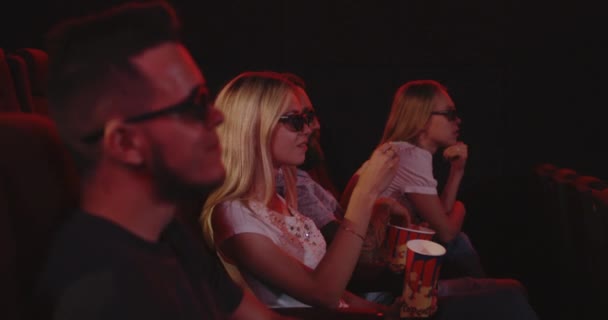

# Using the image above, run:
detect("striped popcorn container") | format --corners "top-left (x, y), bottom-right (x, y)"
top-left (382, 224), bottom-right (436, 273)
top-left (401, 239), bottom-right (446, 318)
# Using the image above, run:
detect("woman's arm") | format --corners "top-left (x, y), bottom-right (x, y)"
top-left (406, 143), bottom-right (468, 243)
top-left (219, 233), bottom-right (343, 308)
top-left (407, 194), bottom-right (465, 243)
top-left (223, 234), bottom-right (406, 317)
top-left (439, 143), bottom-right (467, 211)
top-left (217, 144), bottom-right (399, 308)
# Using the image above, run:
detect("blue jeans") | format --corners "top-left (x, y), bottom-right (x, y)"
top-left (434, 281), bottom-right (539, 320)
top-left (439, 232), bottom-right (486, 279)
top-left (364, 278), bottom-right (537, 320)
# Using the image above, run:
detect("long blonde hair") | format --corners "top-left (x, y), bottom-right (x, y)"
top-left (380, 80), bottom-right (447, 144)
top-left (202, 71), bottom-right (299, 249)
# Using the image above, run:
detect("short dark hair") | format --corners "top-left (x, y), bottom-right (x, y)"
top-left (46, 0), bottom-right (182, 173)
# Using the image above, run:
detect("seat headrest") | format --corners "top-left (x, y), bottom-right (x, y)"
top-left (0, 113), bottom-right (79, 202)
top-left (6, 54), bottom-right (34, 113)
top-left (0, 112), bottom-right (80, 239)
top-left (0, 112), bottom-right (80, 320)
top-left (15, 48), bottom-right (48, 97)
top-left (0, 48), bottom-right (21, 112)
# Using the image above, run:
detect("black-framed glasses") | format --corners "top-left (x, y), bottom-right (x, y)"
top-left (81, 85), bottom-right (210, 144)
top-left (279, 108), bottom-right (315, 132)
top-left (430, 109), bottom-right (459, 122)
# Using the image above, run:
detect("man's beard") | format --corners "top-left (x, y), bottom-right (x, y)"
top-left (148, 147), bottom-right (221, 207)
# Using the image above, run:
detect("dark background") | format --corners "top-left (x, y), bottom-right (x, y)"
top-left (2, 1), bottom-right (604, 184)
top-left (2, 0), bottom-right (605, 318)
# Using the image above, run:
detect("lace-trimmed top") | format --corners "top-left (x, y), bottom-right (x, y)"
top-left (213, 197), bottom-right (327, 307)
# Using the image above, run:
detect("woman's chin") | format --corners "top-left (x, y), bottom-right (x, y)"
top-left (445, 139), bottom-right (459, 147)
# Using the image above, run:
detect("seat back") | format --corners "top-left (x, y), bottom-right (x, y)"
top-left (6, 54), bottom-right (35, 113)
top-left (0, 49), bottom-right (21, 112)
top-left (0, 181), bottom-right (18, 320)
top-left (532, 163), bottom-right (559, 206)
top-left (15, 48), bottom-right (49, 115)
top-left (591, 189), bottom-right (608, 278)
top-left (571, 176), bottom-right (607, 259)
top-left (550, 168), bottom-right (578, 251)
top-left (563, 175), bottom-right (608, 305)
top-left (0, 113), bottom-right (80, 320)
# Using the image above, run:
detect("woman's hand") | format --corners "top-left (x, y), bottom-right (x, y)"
top-left (443, 142), bottom-right (468, 172)
top-left (375, 197), bottom-right (411, 227)
top-left (356, 143), bottom-right (399, 196)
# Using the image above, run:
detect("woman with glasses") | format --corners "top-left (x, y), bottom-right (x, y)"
top-left (340, 81), bottom-right (541, 320)
top-left (343, 79), bottom-right (486, 279)
top-left (201, 71), bottom-right (400, 313)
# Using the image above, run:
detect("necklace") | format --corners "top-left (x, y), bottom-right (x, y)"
top-left (287, 206), bottom-right (312, 240)
top-left (259, 195), bottom-right (320, 246)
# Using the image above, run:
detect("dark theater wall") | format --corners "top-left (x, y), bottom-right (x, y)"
top-left (1, 1), bottom-right (605, 318)
top-left (2, 0), bottom-right (603, 183)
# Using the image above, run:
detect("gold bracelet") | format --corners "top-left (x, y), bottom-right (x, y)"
top-left (341, 225), bottom-right (365, 241)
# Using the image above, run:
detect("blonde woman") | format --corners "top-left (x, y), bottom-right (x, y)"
top-left (201, 72), bottom-right (399, 312)
top-left (342, 79), bottom-right (485, 278)
top-left (339, 80), bottom-right (543, 320)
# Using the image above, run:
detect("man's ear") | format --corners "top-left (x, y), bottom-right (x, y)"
top-left (102, 120), bottom-right (146, 166)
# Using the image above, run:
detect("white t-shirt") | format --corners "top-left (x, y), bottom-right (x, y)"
top-left (213, 198), bottom-right (327, 308)
top-left (381, 141), bottom-right (438, 220)
top-left (354, 141), bottom-right (439, 264)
